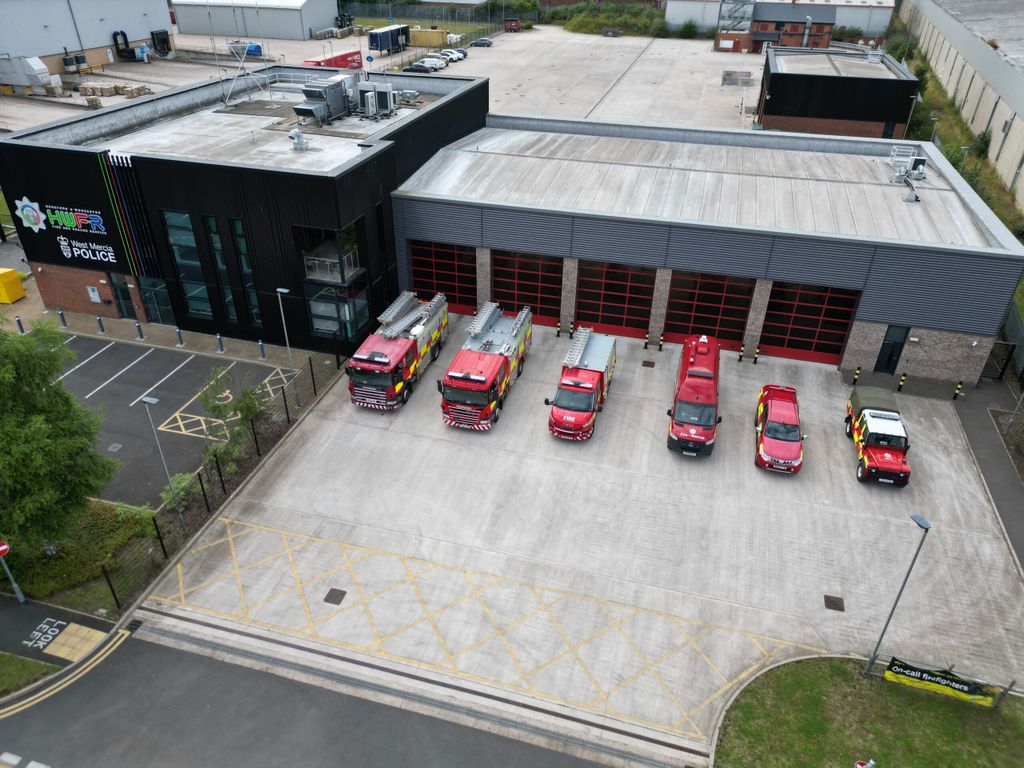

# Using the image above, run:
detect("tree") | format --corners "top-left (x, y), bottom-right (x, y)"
top-left (0, 321), bottom-right (118, 544)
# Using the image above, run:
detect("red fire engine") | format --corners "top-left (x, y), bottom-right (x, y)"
top-left (436, 302), bottom-right (532, 430)
top-left (545, 327), bottom-right (616, 440)
top-left (345, 291), bottom-right (448, 410)
top-left (666, 334), bottom-right (721, 455)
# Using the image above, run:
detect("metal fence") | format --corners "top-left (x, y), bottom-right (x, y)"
top-left (97, 351), bottom-right (344, 614)
top-left (1002, 303), bottom-right (1024, 385)
top-left (346, 3), bottom-right (539, 24)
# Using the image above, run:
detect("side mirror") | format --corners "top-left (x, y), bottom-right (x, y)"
top-left (755, 426), bottom-right (762, 433)
top-left (597, 405), bottom-right (603, 413)
top-left (544, 398), bottom-right (551, 406)
top-left (666, 409), bottom-right (673, 418)
top-left (716, 416), bottom-right (722, 424)
top-left (802, 434), bottom-right (809, 440)
top-left (436, 380), bottom-right (442, 394)
top-left (904, 444), bottom-right (910, 454)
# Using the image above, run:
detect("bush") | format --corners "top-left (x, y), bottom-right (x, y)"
top-left (885, 32), bottom-right (917, 62)
top-left (679, 20), bottom-right (698, 39)
top-left (971, 128), bottom-right (992, 158)
top-left (648, 18), bottom-right (669, 38)
top-left (161, 472), bottom-right (200, 509)
top-left (832, 25), bottom-right (863, 42)
top-left (913, 61), bottom-right (929, 93)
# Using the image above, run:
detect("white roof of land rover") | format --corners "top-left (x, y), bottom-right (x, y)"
top-left (863, 409), bottom-right (908, 437)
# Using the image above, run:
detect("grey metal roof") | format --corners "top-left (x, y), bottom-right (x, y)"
top-left (751, 5), bottom-right (836, 24)
top-left (398, 126), bottom-right (993, 249)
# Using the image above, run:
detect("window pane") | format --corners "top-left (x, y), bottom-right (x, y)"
top-left (230, 218), bottom-right (261, 327)
top-left (163, 211), bottom-right (211, 318)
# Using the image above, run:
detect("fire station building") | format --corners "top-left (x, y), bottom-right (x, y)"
top-left (393, 116), bottom-right (1024, 386)
top-left (2, 67), bottom-right (1023, 387)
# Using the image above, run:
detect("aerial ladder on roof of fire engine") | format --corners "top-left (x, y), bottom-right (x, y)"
top-left (380, 292), bottom-right (445, 339)
top-left (563, 327), bottom-right (592, 369)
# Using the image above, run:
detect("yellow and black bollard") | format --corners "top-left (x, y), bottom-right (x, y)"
top-left (753, 346), bottom-right (760, 365)
top-left (644, 332), bottom-right (650, 350)
top-left (853, 366), bottom-right (861, 385)
top-left (658, 334), bottom-right (664, 351)
top-left (897, 372), bottom-right (906, 392)
top-left (738, 344), bottom-right (745, 363)
top-left (569, 322), bottom-right (574, 339)
top-left (556, 321), bottom-right (561, 338)
top-left (953, 380), bottom-right (963, 400)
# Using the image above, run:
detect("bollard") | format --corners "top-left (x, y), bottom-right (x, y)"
top-left (853, 366), bottom-right (861, 385)
top-left (96, 315), bottom-right (106, 334)
top-left (753, 346), bottom-right (760, 365)
top-left (58, 309), bottom-right (68, 328)
top-left (258, 339), bottom-right (267, 360)
top-left (216, 333), bottom-right (224, 354)
top-left (556, 321), bottom-right (561, 338)
top-left (135, 321), bottom-right (144, 340)
top-left (897, 372), bottom-right (906, 392)
top-left (644, 332), bottom-right (650, 350)
top-left (658, 334), bottom-right (664, 352)
top-left (738, 344), bottom-right (744, 363)
top-left (953, 380), bottom-right (963, 400)
top-left (15, 315), bottom-right (26, 335)
top-left (175, 327), bottom-right (184, 347)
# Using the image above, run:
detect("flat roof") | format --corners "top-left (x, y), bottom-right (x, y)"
top-left (752, 5), bottom-right (836, 23)
top-left (929, 0), bottom-right (1024, 75)
top-left (173, 0), bottom-right (313, 8)
top-left (771, 49), bottom-right (910, 79)
top-left (399, 125), bottom-right (996, 249)
top-left (756, 0), bottom-right (894, 6)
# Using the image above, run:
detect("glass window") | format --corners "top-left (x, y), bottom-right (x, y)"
top-left (304, 283), bottom-right (371, 340)
top-left (295, 222), bottom-right (363, 285)
top-left (205, 216), bottom-right (236, 323)
top-left (139, 276), bottom-right (174, 325)
top-left (162, 210), bottom-right (211, 318)
top-left (230, 218), bottom-right (261, 327)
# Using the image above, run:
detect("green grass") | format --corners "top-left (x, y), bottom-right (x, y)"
top-left (355, 17), bottom-right (490, 35)
top-left (0, 652), bottom-right (58, 697)
top-left (0, 189), bottom-right (12, 228)
top-left (716, 658), bottom-right (1024, 768)
top-left (1014, 278), bottom-right (1024, 322)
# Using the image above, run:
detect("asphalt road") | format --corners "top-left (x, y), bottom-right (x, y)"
top-left (0, 638), bottom-right (601, 768)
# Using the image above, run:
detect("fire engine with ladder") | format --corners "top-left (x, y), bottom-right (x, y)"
top-left (545, 327), bottom-right (616, 440)
top-left (436, 301), bottom-right (532, 430)
top-left (345, 291), bottom-right (448, 410)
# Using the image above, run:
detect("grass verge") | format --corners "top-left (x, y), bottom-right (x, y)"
top-left (0, 652), bottom-right (59, 697)
top-left (716, 658), bottom-right (1024, 768)
top-left (355, 17), bottom-right (490, 35)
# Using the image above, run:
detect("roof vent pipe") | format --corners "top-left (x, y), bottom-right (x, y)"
top-left (803, 16), bottom-right (812, 47)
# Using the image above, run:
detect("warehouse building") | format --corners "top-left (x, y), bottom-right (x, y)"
top-left (669, 0), bottom-right (893, 41)
top-left (392, 116), bottom-right (1023, 386)
top-left (900, 0), bottom-right (1024, 214)
top-left (172, 0), bottom-right (337, 42)
top-left (0, 66), bottom-right (487, 354)
top-left (756, 47), bottom-right (918, 139)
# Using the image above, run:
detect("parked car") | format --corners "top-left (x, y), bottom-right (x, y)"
top-left (456, 47), bottom-right (469, 57)
top-left (845, 386), bottom-right (911, 486)
top-left (440, 49), bottom-right (464, 60)
top-left (754, 384), bottom-right (806, 474)
top-left (402, 63), bottom-right (432, 73)
top-left (471, 38), bottom-right (493, 47)
top-left (666, 335), bottom-right (721, 456)
top-left (439, 50), bottom-right (459, 63)
top-left (419, 56), bottom-right (447, 69)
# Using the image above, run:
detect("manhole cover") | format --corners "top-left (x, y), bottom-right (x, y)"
top-left (107, 443), bottom-right (123, 453)
top-left (324, 588), bottom-right (347, 605)
top-left (824, 595), bottom-right (845, 612)
top-left (642, 360), bottom-right (656, 368)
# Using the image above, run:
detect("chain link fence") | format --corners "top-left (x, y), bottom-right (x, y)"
top-left (94, 351), bottom-right (344, 615)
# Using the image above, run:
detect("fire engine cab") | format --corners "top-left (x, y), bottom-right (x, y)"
top-left (666, 334), bottom-right (721, 455)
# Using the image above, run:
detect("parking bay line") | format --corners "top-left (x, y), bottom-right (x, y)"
top-left (54, 341), bottom-right (115, 382)
top-left (130, 354), bottom-right (196, 407)
top-left (85, 348), bottom-right (155, 399)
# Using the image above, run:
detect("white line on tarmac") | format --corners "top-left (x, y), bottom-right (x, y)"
top-left (62, 335), bottom-right (78, 345)
top-left (54, 341), bottom-right (115, 382)
top-left (130, 354), bottom-right (196, 407)
top-left (85, 348), bottom-right (154, 399)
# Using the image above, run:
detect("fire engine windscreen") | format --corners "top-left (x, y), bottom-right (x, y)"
top-left (441, 385), bottom-right (493, 406)
top-left (554, 388), bottom-right (595, 412)
top-left (347, 367), bottom-right (395, 387)
top-left (674, 400), bottom-right (716, 427)
top-left (765, 421), bottom-right (801, 441)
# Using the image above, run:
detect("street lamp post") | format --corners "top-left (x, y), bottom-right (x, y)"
top-left (142, 396), bottom-right (186, 535)
top-left (864, 514), bottom-right (932, 675)
top-left (276, 288), bottom-right (294, 370)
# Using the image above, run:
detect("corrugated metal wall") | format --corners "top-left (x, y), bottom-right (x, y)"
top-left (393, 195), bottom-right (1024, 336)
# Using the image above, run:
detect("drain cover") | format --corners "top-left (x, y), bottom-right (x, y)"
top-left (642, 360), bottom-right (656, 368)
top-left (324, 588), bottom-right (347, 605)
top-left (824, 595), bottom-right (845, 612)
top-left (107, 443), bottom-right (123, 453)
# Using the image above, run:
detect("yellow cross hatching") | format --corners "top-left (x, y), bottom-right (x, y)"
top-left (158, 364), bottom-right (297, 442)
top-left (151, 518), bottom-right (826, 740)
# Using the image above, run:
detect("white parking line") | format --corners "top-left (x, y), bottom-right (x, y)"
top-left (85, 348), bottom-right (154, 399)
top-left (130, 354), bottom-right (196, 407)
top-left (62, 335), bottom-right (78, 345)
top-left (54, 341), bottom-right (115, 382)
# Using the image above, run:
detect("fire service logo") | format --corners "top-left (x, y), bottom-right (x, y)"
top-left (14, 197), bottom-right (46, 233)
top-left (14, 196), bottom-right (106, 235)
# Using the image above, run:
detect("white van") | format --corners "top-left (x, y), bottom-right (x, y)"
top-left (418, 57), bottom-right (448, 70)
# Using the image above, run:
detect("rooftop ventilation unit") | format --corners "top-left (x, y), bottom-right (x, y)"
top-left (293, 76), bottom-right (351, 126)
top-left (357, 82), bottom-right (397, 120)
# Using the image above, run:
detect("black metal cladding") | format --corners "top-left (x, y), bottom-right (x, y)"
top-left (108, 154), bottom-right (160, 278)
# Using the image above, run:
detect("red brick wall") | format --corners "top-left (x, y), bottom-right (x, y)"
top-left (29, 261), bottom-right (121, 318)
top-left (760, 115), bottom-right (907, 139)
top-left (715, 31), bottom-right (753, 52)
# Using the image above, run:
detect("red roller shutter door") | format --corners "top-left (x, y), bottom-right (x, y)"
top-left (491, 250), bottom-right (563, 326)
top-left (759, 281), bottom-right (860, 364)
top-left (664, 272), bottom-right (756, 350)
top-left (575, 262), bottom-right (656, 338)
top-left (408, 240), bottom-right (477, 314)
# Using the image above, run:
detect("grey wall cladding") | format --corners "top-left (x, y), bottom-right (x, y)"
top-left (482, 208), bottom-right (572, 256)
top-left (393, 198), bottom-right (410, 288)
top-left (570, 218), bottom-right (669, 267)
top-left (401, 199), bottom-right (482, 243)
top-left (666, 226), bottom-right (772, 277)
top-left (857, 247), bottom-right (1023, 335)
top-left (767, 237), bottom-right (872, 289)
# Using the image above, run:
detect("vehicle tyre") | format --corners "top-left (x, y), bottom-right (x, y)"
top-left (493, 402), bottom-right (502, 424)
top-left (400, 386), bottom-right (410, 405)
top-left (844, 418), bottom-right (852, 438)
top-left (431, 343), bottom-right (440, 361)
top-left (895, 479), bottom-right (909, 488)
top-left (856, 462), bottom-right (867, 483)
top-left (517, 358), bottom-right (524, 378)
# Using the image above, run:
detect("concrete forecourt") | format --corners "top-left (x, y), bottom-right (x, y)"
top-left (141, 314), bottom-right (1024, 764)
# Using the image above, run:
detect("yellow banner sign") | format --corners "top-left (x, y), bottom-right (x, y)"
top-left (884, 658), bottom-right (1000, 707)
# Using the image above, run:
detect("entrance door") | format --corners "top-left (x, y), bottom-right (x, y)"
top-left (759, 281), bottom-right (860, 364)
top-left (874, 325), bottom-right (910, 374)
top-left (575, 261), bottom-right (656, 338)
top-left (139, 276), bottom-right (174, 325)
top-left (408, 240), bottom-right (477, 314)
top-left (110, 274), bottom-right (136, 319)
top-left (882, 122), bottom-right (896, 139)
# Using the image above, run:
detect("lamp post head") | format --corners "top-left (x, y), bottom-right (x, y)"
top-left (276, 287), bottom-right (290, 295)
top-left (141, 396), bottom-right (160, 406)
top-left (911, 514), bottom-right (931, 531)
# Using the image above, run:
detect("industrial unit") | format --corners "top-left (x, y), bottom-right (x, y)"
top-left (756, 47), bottom-right (919, 139)
top-left (171, 0), bottom-right (338, 41)
top-left (0, 65), bottom-right (487, 356)
top-left (392, 116), bottom-right (1024, 387)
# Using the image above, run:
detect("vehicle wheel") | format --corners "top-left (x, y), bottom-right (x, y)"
top-left (517, 358), bottom-right (524, 378)
top-left (493, 401), bottom-right (502, 424)
top-left (856, 462), bottom-right (867, 483)
top-left (431, 343), bottom-right (440, 361)
top-left (895, 480), bottom-right (908, 488)
top-left (400, 386), bottom-right (410, 405)
top-left (844, 418), bottom-right (853, 438)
